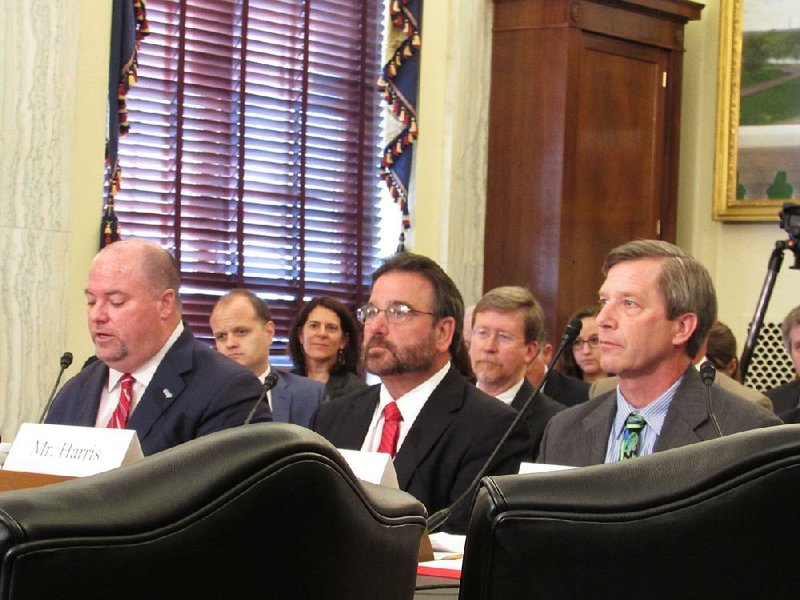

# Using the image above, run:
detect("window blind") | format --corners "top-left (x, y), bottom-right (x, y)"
top-left (114, 0), bottom-right (383, 360)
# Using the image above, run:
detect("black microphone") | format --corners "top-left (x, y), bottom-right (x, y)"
top-left (39, 352), bottom-right (73, 423)
top-left (243, 372), bottom-right (279, 425)
top-left (426, 318), bottom-right (583, 533)
top-left (700, 360), bottom-right (722, 437)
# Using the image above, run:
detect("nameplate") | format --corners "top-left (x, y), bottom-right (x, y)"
top-left (519, 461), bottom-right (575, 474)
top-left (336, 448), bottom-right (399, 488)
top-left (3, 423), bottom-right (144, 477)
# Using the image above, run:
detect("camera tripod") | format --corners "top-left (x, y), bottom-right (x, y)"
top-left (739, 203), bottom-right (800, 382)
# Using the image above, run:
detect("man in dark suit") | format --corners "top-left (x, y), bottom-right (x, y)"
top-left (538, 240), bottom-right (781, 467)
top-left (210, 289), bottom-right (326, 428)
top-left (312, 253), bottom-right (530, 534)
top-left (527, 341), bottom-right (589, 407)
top-left (767, 305), bottom-right (800, 416)
top-left (469, 286), bottom-right (565, 459)
top-left (46, 240), bottom-right (270, 455)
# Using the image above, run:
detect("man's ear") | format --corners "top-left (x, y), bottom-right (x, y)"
top-left (673, 313), bottom-right (698, 347)
top-left (435, 316), bottom-right (456, 353)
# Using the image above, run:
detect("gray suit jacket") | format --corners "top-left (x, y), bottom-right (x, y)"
top-left (271, 371), bottom-right (326, 428)
top-left (539, 367), bottom-right (783, 467)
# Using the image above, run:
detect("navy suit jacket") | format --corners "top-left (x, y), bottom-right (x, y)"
top-left (312, 365), bottom-right (531, 534)
top-left (538, 367), bottom-right (782, 467)
top-left (271, 371), bottom-right (326, 428)
top-left (46, 327), bottom-right (271, 455)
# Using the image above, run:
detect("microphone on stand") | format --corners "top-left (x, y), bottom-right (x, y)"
top-left (700, 360), bottom-right (722, 437)
top-left (426, 319), bottom-right (583, 533)
top-left (243, 372), bottom-right (280, 425)
top-left (39, 352), bottom-right (73, 423)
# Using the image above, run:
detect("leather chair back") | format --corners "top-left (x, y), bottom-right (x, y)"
top-left (0, 424), bottom-right (426, 599)
top-left (461, 425), bottom-right (800, 599)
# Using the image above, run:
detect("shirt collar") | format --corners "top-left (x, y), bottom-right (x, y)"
top-left (108, 321), bottom-right (184, 391)
top-left (610, 374), bottom-right (684, 440)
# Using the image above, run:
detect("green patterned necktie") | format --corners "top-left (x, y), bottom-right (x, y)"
top-left (619, 412), bottom-right (647, 460)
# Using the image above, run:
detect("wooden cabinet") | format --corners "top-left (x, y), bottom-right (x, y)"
top-left (484, 0), bottom-right (702, 339)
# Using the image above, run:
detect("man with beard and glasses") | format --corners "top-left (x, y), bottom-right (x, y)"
top-left (45, 240), bottom-right (270, 455)
top-left (312, 252), bottom-right (531, 534)
top-left (469, 286), bottom-right (566, 459)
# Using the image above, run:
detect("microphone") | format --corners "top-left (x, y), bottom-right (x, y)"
top-left (39, 352), bottom-right (73, 423)
top-left (700, 360), bottom-right (722, 437)
top-left (426, 318), bottom-right (583, 533)
top-left (243, 372), bottom-right (279, 425)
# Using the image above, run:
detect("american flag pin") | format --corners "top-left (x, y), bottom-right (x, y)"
top-left (163, 388), bottom-right (173, 399)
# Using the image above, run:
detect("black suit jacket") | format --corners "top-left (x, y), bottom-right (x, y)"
top-left (538, 367), bottom-right (783, 467)
top-left (766, 380), bottom-right (800, 417)
top-left (46, 327), bottom-right (271, 455)
top-left (543, 369), bottom-right (590, 407)
top-left (510, 379), bottom-right (566, 461)
top-left (312, 365), bottom-right (531, 533)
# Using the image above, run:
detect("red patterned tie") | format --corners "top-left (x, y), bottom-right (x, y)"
top-left (377, 401), bottom-right (403, 457)
top-left (107, 373), bottom-right (135, 429)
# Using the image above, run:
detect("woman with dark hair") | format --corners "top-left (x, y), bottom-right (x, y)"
top-left (289, 296), bottom-right (367, 399)
top-left (558, 305), bottom-right (606, 383)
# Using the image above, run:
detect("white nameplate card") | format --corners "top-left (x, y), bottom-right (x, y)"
top-left (337, 448), bottom-right (399, 488)
top-left (519, 462), bottom-right (575, 474)
top-left (3, 423), bottom-right (144, 477)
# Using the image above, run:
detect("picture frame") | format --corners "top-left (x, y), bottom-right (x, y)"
top-left (713, 0), bottom-right (800, 221)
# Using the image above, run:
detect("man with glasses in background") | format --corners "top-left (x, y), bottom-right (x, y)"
top-left (469, 286), bottom-right (565, 459)
top-left (312, 252), bottom-right (530, 534)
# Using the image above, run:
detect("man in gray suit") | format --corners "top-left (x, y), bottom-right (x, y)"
top-left (538, 240), bottom-right (781, 467)
top-left (210, 289), bottom-right (326, 428)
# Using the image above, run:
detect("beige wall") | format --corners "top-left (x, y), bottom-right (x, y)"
top-left (2, 0), bottom-right (794, 440)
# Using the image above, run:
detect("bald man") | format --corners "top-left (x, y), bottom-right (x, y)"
top-left (46, 240), bottom-right (270, 455)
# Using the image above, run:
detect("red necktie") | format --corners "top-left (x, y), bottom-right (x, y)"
top-left (377, 401), bottom-right (403, 457)
top-left (107, 373), bottom-right (135, 429)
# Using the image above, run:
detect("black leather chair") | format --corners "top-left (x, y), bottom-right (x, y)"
top-left (0, 423), bottom-right (426, 599)
top-left (460, 425), bottom-right (800, 599)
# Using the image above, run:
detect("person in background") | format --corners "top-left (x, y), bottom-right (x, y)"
top-left (768, 305), bottom-right (800, 417)
top-left (288, 296), bottom-right (368, 399)
top-left (527, 334), bottom-right (590, 408)
top-left (705, 321), bottom-right (740, 380)
top-left (539, 240), bottom-right (781, 467)
top-left (210, 289), bottom-right (325, 428)
top-left (557, 305), bottom-right (607, 384)
top-left (46, 240), bottom-right (270, 455)
top-left (470, 286), bottom-right (565, 459)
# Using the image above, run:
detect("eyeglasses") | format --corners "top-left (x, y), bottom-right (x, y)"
top-left (356, 302), bottom-right (436, 325)
top-left (572, 335), bottom-right (600, 349)
top-left (471, 327), bottom-right (518, 346)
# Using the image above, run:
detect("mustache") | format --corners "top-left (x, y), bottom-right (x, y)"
top-left (364, 337), bottom-right (397, 355)
top-left (473, 354), bottom-right (502, 366)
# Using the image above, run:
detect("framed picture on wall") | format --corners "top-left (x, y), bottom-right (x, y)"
top-left (713, 0), bottom-right (800, 221)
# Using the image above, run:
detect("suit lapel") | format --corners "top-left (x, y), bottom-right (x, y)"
top-left (579, 395), bottom-right (617, 465)
top-left (78, 363), bottom-right (109, 426)
top-left (393, 367), bottom-right (463, 489)
top-left (338, 387), bottom-right (379, 449)
top-left (127, 328), bottom-right (191, 440)
top-left (511, 379), bottom-right (534, 412)
top-left (655, 368), bottom-right (707, 451)
top-left (270, 373), bottom-right (292, 423)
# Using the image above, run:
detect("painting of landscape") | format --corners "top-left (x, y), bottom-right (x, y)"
top-left (737, 0), bottom-right (800, 202)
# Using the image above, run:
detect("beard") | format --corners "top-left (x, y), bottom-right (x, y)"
top-left (362, 332), bottom-right (437, 376)
top-left (471, 355), bottom-right (507, 386)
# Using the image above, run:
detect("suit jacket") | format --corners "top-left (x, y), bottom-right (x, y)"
top-left (766, 380), bottom-right (800, 417)
top-left (324, 371), bottom-right (368, 399)
top-left (312, 365), bottom-right (531, 534)
top-left (511, 379), bottom-right (567, 461)
top-left (538, 367), bottom-right (783, 467)
top-left (271, 371), bottom-right (326, 428)
top-left (544, 369), bottom-right (590, 407)
top-left (591, 371), bottom-right (774, 412)
top-left (46, 327), bottom-right (270, 455)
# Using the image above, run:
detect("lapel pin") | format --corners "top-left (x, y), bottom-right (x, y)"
top-left (163, 388), bottom-right (173, 399)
